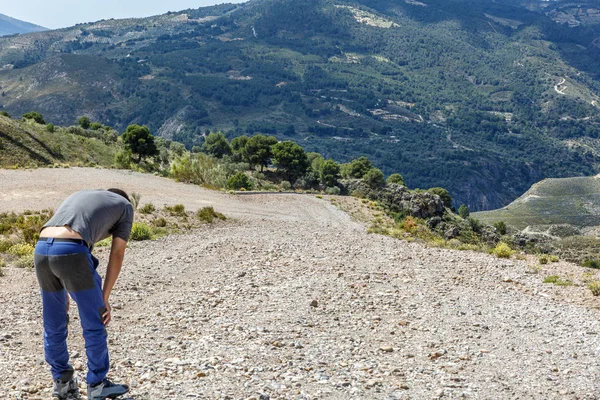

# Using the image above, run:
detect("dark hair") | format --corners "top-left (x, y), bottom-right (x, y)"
top-left (107, 188), bottom-right (130, 203)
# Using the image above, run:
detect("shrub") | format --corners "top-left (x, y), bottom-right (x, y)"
top-left (280, 180), bottom-right (292, 191)
top-left (400, 216), bottom-right (419, 233)
top-left (0, 110), bottom-right (11, 118)
top-left (550, 255), bottom-right (559, 263)
top-left (386, 173), bottom-right (405, 186)
top-left (226, 172), bottom-right (252, 190)
top-left (90, 122), bottom-right (103, 130)
top-left (8, 243), bottom-right (35, 257)
top-left (130, 223), bottom-right (152, 241)
top-left (165, 204), bottom-right (186, 216)
top-left (325, 186), bottom-right (341, 195)
top-left (492, 242), bottom-right (514, 258)
top-left (588, 281), bottom-right (600, 296)
top-left (582, 259), bottom-right (600, 269)
top-left (467, 217), bottom-right (482, 233)
top-left (428, 187), bottom-right (452, 208)
top-left (458, 204), bottom-right (470, 218)
top-left (153, 217), bottom-right (167, 227)
top-left (22, 111), bottom-right (45, 124)
top-left (15, 254), bottom-right (34, 269)
top-left (115, 149), bottom-right (134, 169)
top-left (197, 206), bottom-right (226, 223)
top-left (46, 124), bottom-right (55, 133)
top-left (493, 221), bottom-right (507, 235)
top-left (363, 168), bottom-right (385, 189)
top-left (0, 239), bottom-right (13, 252)
top-left (0, 258), bottom-right (5, 276)
top-left (78, 116), bottom-right (91, 129)
top-left (139, 203), bottom-right (156, 214)
top-left (539, 255), bottom-right (549, 265)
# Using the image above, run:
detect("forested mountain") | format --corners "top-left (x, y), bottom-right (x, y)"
top-left (0, 14), bottom-right (47, 36)
top-left (0, 0), bottom-right (599, 210)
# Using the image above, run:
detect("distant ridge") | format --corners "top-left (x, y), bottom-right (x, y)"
top-left (0, 14), bottom-right (47, 36)
top-left (474, 175), bottom-right (600, 233)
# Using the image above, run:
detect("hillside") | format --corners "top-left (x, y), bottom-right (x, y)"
top-left (0, 14), bottom-right (47, 36)
top-left (0, 115), bottom-right (118, 168)
top-left (0, 0), bottom-right (599, 210)
top-left (1, 168), bottom-right (599, 399)
top-left (474, 174), bottom-right (600, 234)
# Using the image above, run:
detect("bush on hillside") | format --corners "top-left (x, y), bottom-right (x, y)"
top-left (22, 111), bottom-right (45, 124)
top-left (386, 173), bottom-right (405, 186)
top-left (78, 116), bottom-right (91, 129)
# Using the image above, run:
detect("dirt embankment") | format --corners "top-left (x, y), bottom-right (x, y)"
top-left (0, 168), bottom-right (599, 400)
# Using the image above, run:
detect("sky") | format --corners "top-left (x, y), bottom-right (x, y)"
top-left (2, 0), bottom-right (248, 30)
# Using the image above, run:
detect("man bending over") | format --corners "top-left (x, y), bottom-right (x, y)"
top-left (34, 188), bottom-right (134, 400)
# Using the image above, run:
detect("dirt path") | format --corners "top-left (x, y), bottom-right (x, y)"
top-left (1, 168), bottom-right (599, 399)
top-left (555, 77), bottom-right (567, 95)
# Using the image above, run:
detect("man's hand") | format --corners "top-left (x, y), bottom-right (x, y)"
top-left (102, 302), bottom-right (112, 326)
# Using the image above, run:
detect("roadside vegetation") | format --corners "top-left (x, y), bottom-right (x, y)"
top-left (2, 112), bottom-right (600, 296)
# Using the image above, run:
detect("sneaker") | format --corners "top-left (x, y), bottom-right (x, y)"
top-left (86, 378), bottom-right (129, 400)
top-left (52, 376), bottom-right (80, 399)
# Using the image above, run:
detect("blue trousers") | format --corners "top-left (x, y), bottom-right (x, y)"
top-left (34, 238), bottom-right (109, 386)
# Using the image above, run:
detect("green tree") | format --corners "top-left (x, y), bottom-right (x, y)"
top-left (320, 159), bottom-right (341, 187)
top-left (0, 110), bottom-right (11, 118)
top-left (341, 156), bottom-right (373, 179)
top-left (458, 204), bottom-right (470, 219)
top-left (428, 187), bottom-right (452, 208)
top-left (244, 134), bottom-right (278, 171)
top-left (45, 124), bottom-right (55, 133)
top-left (231, 135), bottom-right (249, 152)
top-left (202, 132), bottom-right (232, 158)
top-left (231, 135), bottom-right (249, 162)
top-left (22, 111), bottom-right (45, 124)
top-left (121, 124), bottom-right (158, 163)
top-left (363, 168), bottom-right (385, 189)
top-left (78, 116), bottom-right (91, 129)
top-left (90, 122), bottom-right (103, 130)
top-left (386, 173), bottom-right (405, 186)
top-left (272, 141), bottom-right (309, 182)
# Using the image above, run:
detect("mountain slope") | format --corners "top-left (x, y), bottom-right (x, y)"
top-left (0, 115), bottom-right (118, 167)
top-left (0, 0), bottom-right (599, 210)
top-left (474, 175), bottom-right (600, 234)
top-left (0, 14), bottom-right (47, 36)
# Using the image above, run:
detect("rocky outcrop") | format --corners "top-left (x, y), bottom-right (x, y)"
top-left (342, 180), bottom-right (445, 219)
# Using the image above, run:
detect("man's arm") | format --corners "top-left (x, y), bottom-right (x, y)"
top-left (102, 237), bottom-right (127, 325)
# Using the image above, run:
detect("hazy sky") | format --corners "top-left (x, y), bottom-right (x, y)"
top-left (2, 0), bottom-right (248, 30)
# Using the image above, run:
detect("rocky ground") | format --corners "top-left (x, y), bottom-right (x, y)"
top-left (0, 168), bottom-right (599, 400)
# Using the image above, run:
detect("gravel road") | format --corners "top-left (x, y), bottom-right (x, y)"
top-left (0, 168), bottom-right (599, 400)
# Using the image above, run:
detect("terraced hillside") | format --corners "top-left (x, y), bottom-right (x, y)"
top-left (0, 0), bottom-right (599, 210)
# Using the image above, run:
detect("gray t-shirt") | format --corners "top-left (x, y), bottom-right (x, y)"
top-left (43, 190), bottom-right (134, 247)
